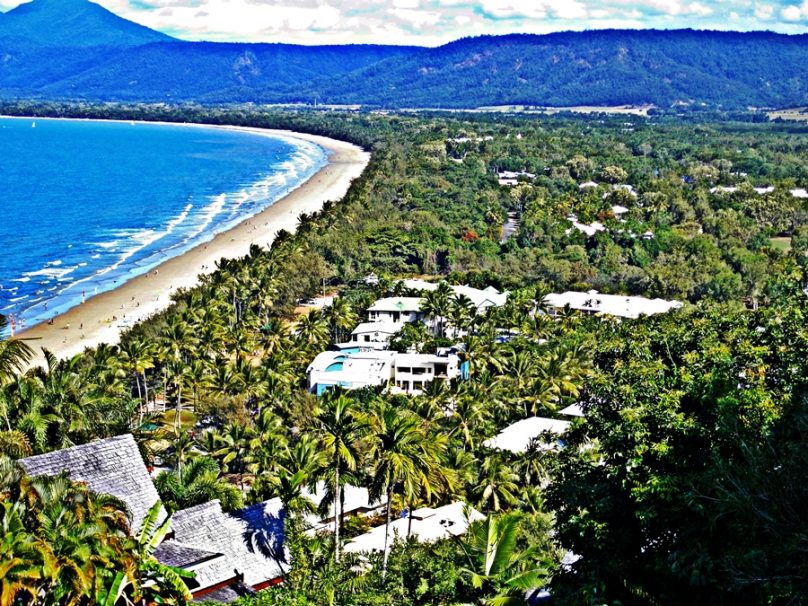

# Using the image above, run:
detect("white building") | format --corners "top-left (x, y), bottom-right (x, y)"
top-left (485, 417), bottom-right (572, 454)
top-left (579, 181), bottom-right (598, 189)
top-left (559, 403), bottom-right (585, 417)
top-left (400, 280), bottom-right (508, 315)
top-left (392, 353), bottom-right (461, 395)
top-left (338, 321), bottom-right (400, 351)
top-left (791, 188), bottom-right (808, 199)
top-left (308, 350), bottom-right (463, 396)
top-left (612, 184), bottom-right (637, 197)
top-left (344, 502), bottom-right (484, 554)
top-left (544, 290), bottom-right (682, 320)
top-left (367, 297), bottom-right (425, 325)
top-left (307, 350), bottom-right (397, 396)
top-left (566, 215), bottom-right (606, 237)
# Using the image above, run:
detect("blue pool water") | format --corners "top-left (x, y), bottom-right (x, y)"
top-left (0, 117), bottom-right (328, 331)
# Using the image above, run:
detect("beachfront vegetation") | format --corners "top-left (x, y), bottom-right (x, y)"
top-left (1, 103), bottom-right (808, 605)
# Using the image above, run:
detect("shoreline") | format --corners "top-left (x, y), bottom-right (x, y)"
top-left (14, 120), bottom-right (370, 369)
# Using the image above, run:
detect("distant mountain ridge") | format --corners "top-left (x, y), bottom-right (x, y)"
top-left (1, 0), bottom-right (807, 108)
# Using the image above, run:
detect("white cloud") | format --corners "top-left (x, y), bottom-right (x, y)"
top-left (754, 3), bottom-right (774, 19)
top-left (0, 0), bottom-right (805, 45)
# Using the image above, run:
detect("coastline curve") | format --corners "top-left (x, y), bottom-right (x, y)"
top-left (14, 120), bottom-right (370, 369)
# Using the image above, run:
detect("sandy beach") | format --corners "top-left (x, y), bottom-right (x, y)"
top-left (15, 122), bottom-right (370, 369)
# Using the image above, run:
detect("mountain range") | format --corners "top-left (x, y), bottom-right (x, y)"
top-left (1, 0), bottom-right (807, 109)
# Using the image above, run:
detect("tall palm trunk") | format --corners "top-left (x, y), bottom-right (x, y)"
top-left (142, 370), bottom-right (149, 407)
top-left (381, 484), bottom-right (394, 581)
top-left (334, 464), bottom-right (341, 562)
top-left (174, 382), bottom-right (182, 433)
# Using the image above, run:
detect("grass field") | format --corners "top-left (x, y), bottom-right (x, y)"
top-left (768, 108), bottom-right (808, 122)
top-left (770, 237), bottom-right (792, 252)
top-left (474, 104), bottom-right (655, 116)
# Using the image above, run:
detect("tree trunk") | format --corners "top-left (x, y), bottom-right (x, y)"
top-left (174, 382), bottom-right (182, 433)
top-left (142, 370), bottom-right (150, 411)
top-left (334, 464), bottom-right (341, 562)
top-left (381, 485), bottom-right (394, 582)
top-left (134, 371), bottom-right (142, 402)
top-left (407, 501), bottom-right (413, 538)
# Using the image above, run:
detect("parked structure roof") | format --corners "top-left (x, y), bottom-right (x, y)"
top-left (544, 290), bottom-right (682, 319)
top-left (344, 502), bottom-right (484, 554)
top-left (19, 434), bottom-right (164, 533)
top-left (485, 417), bottom-right (572, 454)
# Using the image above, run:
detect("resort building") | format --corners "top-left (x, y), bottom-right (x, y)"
top-left (543, 290), bottom-right (682, 320)
top-left (307, 350), bottom-right (397, 395)
top-left (367, 297), bottom-right (425, 324)
top-left (566, 214), bottom-right (606, 237)
top-left (400, 280), bottom-right (509, 314)
top-left (307, 349), bottom-right (463, 396)
top-left (337, 321), bottom-right (400, 351)
top-left (160, 500), bottom-right (286, 600)
top-left (485, 417), bottom-right (572, 454)
top-left (391, 352), bottom-right (463, 395)
top-left (344, 502), bottom-right (484, 554)
top-left (559, 403), bottom-right (585, 417)
top-left (19, 435), bottom-right (287, 601)
top-left (19, 434), bottom-right (166, 534)
top-left (791, 188), bottom-right (808, 199)
top-left (497, 170), bottom-right (536, 186)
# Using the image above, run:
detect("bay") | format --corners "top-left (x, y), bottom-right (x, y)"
top-left (0, 117), bottom-right (327, 331)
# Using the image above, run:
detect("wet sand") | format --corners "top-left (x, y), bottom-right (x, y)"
top-left (16, 123), bottom-right (369, 370)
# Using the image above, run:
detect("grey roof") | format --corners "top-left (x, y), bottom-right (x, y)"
top-left (169, 500), bottom-right (286, 592)
top-left (153, 541), bottom-right (223, 569)
top-left (193, 583), bottom-right (256, 604)
top-left (19, 434), bottom-right (164, 533)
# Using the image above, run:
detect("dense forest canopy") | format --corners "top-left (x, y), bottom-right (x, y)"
top-left (1, 102), bottom-right (808, 605)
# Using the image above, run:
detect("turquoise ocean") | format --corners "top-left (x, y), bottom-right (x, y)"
top-left (0, 117), bottom-right (328, 332)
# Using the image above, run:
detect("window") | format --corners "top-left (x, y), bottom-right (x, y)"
top-left (398, 367), bottom-right (411, 374)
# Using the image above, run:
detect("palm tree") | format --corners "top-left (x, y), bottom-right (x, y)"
top-left (0, 315), bottom-right (33, 384)
top-left (421, 283), bottom-right (453, 338)
top-left (451, 394), bottom-right (493, 451)
top-left (0, 500), bottom-right (42, 606)
top-left (323, 297), bottom-right (358, 345)
top-left (316, 393), bottom-right (363, 563)
top-left (448, 294), bottom-right (477, 336)
top-left (118, 337), bottom-right (154, 414)
top-left (296, 310), bottom-right (329, 349)
top-left (154, 456), bottom-right (243, 513)
top-left (213, 423), bottom-right (256, 489)
top-left (458, 512), bottom-right (549, 606)
top-left (366, 401), bottom-right (440, 579)
top-left (473, 454), bottom-right (520, 513)
top-left (98, 501), bottom-right (194, 606)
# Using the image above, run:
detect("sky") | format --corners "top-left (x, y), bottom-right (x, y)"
top-left (2, 0), bottom-right (808, 45)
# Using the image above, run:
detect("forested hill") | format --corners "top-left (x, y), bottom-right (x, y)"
top-left (0, 0), bottom-right (173, 48)
top-left (289, 30), bottom-right (808, 109)
top-left (1, 0), bottom-right (807, 108)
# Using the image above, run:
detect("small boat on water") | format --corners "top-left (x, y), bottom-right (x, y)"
top-left (31, 121), bottom-right (36, 128)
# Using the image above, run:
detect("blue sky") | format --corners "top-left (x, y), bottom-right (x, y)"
top-left (2, 0), bottom-right (808, 44)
